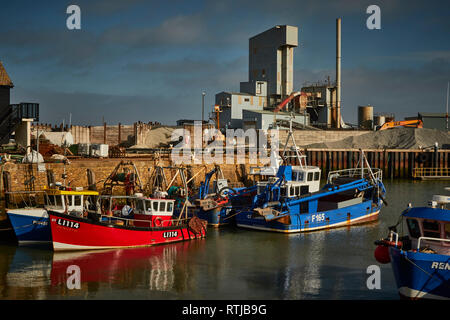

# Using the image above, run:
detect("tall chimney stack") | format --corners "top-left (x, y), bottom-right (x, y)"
top-left (336, 18), bottom-right (342, 129)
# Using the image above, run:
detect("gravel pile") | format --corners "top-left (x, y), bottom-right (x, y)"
top-left (305, 127), bottom-right (450, 149)
top-left (129, 126), bottom-right (177, 149)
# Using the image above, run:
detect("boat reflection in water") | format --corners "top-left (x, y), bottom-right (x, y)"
top-left (50, 239), bottom-right (206, 296)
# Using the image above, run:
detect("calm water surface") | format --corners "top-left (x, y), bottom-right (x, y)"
top-left (0, 179), bottom-right (448, 300)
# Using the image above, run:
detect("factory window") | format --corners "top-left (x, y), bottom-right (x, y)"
top-left (256, 83), bottom-right (262, 95)
top-left (262, 69), bottom-right (266, 77)
top-left (244, 98), bottom-right (250, 102)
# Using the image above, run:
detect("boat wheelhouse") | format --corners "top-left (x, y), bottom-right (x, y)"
top-left (97, 194), bottom-right (176, 228)
top-left (374, 191), bottom-right (450, 299)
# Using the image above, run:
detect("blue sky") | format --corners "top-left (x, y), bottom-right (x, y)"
top-left (0, 0), bottom-right (449, 126)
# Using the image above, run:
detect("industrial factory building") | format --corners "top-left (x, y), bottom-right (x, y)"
top-left (213, 21), bottom-right (346, 131)
top-left (214, 25), bottom-right (309, 131)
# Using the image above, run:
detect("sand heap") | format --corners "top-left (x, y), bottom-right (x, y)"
top-left (130, 126), bottom-right (177, 149)
top-left (305, 127), bottom-right (450, 149)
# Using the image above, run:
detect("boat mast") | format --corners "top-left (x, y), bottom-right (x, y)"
top-left (281, 113), bottom-right (306, 168)
top-left (360, 149), bottom-right (364, 179)
top-left (446, 81), bottom-right (449, 131)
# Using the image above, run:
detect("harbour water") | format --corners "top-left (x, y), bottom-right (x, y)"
top-left (0, 179), bottom-right (448, 300)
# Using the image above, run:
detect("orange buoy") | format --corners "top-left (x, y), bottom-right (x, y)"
top-left (374, 245), bottom-right (390, 264)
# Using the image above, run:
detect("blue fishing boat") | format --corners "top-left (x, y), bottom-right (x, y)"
top-left (6, 187), bottom-right (99, 244)
top-left (234, 118), bottom-right (386, 233)
top-left (374, 191), bottom-right (450, 300)
top-left (192, 166), bottom-right (252, 227)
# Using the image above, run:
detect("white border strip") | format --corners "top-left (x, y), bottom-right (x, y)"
top-left (237, 211), bottom-right (379, 233)
top-left (398, 286), bottom-right (449, 300)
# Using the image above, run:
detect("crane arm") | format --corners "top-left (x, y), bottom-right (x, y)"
top-left (378, 119), bottom-right (423, 130)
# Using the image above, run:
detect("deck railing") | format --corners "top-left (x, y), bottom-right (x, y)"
top-left (327, 167), bottom-right (382, 184)
top-left (412, 167), bottom-right (450, 178)
top-left (4, 191), bottom-right (46, 208)
top-left (417, 236), bottom-right (450, 250)
top-left (99, 214), bottom-right (191, 228)
top-left (389, 230), bottom-right (400, 247)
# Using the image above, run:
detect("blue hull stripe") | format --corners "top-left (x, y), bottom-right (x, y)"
top-left (235, 200), bottom-right (380, 233)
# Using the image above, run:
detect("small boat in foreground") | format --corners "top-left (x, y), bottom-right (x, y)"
top-left (374, 190), bottom-right (450, 300)
top-left (49, 194), bottom-right (207, 251)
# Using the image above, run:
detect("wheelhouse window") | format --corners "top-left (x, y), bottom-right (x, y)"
top-left (136, 200), bottom-right (145, 211)
top-left (56, 196), bottom-right (62, 207)
top-left (46, 195), bottom-right (55, 206)
top-left (297, 172), bottom-right (304, 181)
top-left (153, 201), bottom-right (158, 212)
top-left (66, 195), bottom-right (72, 206)
top-left (314, 172), bottom-right (320, 181)
top-left (145, 200), bottom-right (152, 212)
top-left (422, 219), bottom-right (440, 238)
top-left (445, 223), bottom-right (450, 239)
top-left (307, 172), bottom-right (313, 181)
top-left (406, 218), bottom-right (421, 238)
top-left (74, 196), bottom-right (81, 206)
top-left (167, 202), bottom-right (173, 212)
top-left (160, 202), bottom-right (166, 212)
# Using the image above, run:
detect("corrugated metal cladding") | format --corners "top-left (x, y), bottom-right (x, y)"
top-left (419, 113), bottom-right (449, 131)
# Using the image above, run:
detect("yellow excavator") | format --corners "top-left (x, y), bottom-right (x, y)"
top-left (377, 119), bottom-right (423, 130)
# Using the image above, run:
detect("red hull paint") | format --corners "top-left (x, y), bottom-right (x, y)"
top-left (49, 212), bottom-right (206, 251)
top-left (50, 240), bottom-right (204, 286)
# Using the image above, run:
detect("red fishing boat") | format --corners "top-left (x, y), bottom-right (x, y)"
top-left (48, 195), bottom-right (207, 251)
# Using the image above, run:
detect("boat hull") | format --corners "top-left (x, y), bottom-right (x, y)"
top-left (389, 246), bottom-right (450, 300)
top-left (235, 199), bottom-right (381, 233)
top-left (7, 209), bottom-right (51, 244)
top-left (196, 206), bottom-right (233, 227)
top-left (49, 211), bottom-right (206, 251)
